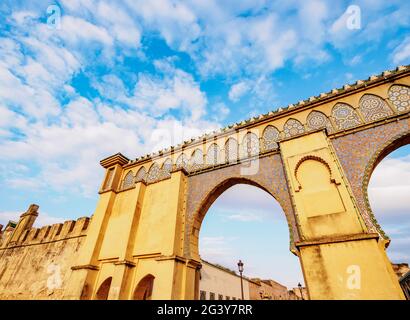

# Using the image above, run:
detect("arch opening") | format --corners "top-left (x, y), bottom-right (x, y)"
top-left (133, 274), bottom-right (155, 300)
top-left (95, 277), bottom-right (112, 300)
top-left (196, 178), bottom-right (305, 300)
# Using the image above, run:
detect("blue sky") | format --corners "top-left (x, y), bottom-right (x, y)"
top-left (0, 1), bottom-right (409, 287)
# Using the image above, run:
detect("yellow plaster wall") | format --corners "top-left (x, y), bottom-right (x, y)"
top-left (133, 174), bottom-right (185, 257)
top-left (99, 184), bottom-right (143, 260)
top-left (300, 239), bottom-right (404, 300)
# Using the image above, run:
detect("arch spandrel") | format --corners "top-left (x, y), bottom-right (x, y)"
top-left (184, 153), bottom-right (300, 260)
top-left (359, 94), bottom-right (394, 122)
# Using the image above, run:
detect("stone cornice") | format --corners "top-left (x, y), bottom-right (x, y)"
top-left (71, 264), bottom-right (99, 271)
top-left (295, 233), bottom-right (380, 247)
top-left (100, 153), bottom-right (130, 168)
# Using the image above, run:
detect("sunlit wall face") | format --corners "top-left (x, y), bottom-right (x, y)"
top-left (368, 145), bottom-right (410, 264)
top-left (199, 184), bottom-right (304, 288)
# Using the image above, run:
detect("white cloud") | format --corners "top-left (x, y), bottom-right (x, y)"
top-left (210, 184), bottom-right (284, 220)
top-left (210, 102), bottom-right (230, 121)
top-left (199, 236), bottom-right (238, 267)
top-left (392, 36), bottom-right (410, 65)
top-left (227, 212), bottom-right (265, 222)
top-left (368, 155), bottom-right (410, 217)
top-left (328, 6), bottom-right (355, 48)
top-left (0, 9), bottom-right (222, 197)
top-left (95, 1), bottom-right (141, 47)
top-left (329, 1), bottom-right (409, 51)
top-left (127, 0), bottom-right (200, 50)
top-left (387, 251), bottom-right (410, 262)
top-left (131, 61), bottom-right (208, 121)
top-left (11, 10), bottom-right (38, 25)
top-left (228, 82), bottom-right (249, 102)
top-left (297, 0), bottom-right (329, 45)
top-left (60, 15), bottom-right (113, 46)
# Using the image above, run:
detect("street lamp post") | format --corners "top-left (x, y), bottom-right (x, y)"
top-left (237, 260), bottom-right (244, 300)
top-left (298, 282), bottom-right (304, 300)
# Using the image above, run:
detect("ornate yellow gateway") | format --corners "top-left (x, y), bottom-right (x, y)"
top-left (1, 66), bottom-right (410, 300)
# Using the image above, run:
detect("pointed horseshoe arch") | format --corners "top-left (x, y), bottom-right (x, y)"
top-left (187, 173), bottom-right (300, 262)
top-left (361, 130), bottom-right (410, 239)
top-left (133, 274), bottom-right (155, 300)
top-left (95, 277), bottom-right (112, 300)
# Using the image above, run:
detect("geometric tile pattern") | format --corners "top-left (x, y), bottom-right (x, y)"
top-left (206, 143), bottom-right (220, 166)
top-left (160, 158), bottom-right (172, 179)
top-left (306, 110), bottom-right (334, 133)
top-left (190, 149), bottom-right (204, 172)
top-left (242, 132), bottom-right (259, 157)
top-left (176, 153), bottom-right (188, 170)
top-left (359, 94), bottom-right (393, 122)
top-left (332, 103), bottom-right (362, 130)
top-left (388, 85), bottom-right (410, 113)
top-left (122, 170), bottom-right (135, 189)
top-left (283, 118), bottom-right (304, 138)
top-left (135, 167), bottom-right (147, 183)
top-left (146, 163), bottom-right (160, 184)
top-left (132, 83), bottom-right (409, 186)
top-left (225, 138), bottom-right (238, 163)
top-left (262, 125), bottom-right (279, 151)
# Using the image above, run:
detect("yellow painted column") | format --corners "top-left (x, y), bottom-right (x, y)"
top-left (64, 154), bottom-right (128, 299)
top-left (129, 168), bottom-right (191, 300)
top-left (280, 130), bottom-right (405, 300)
